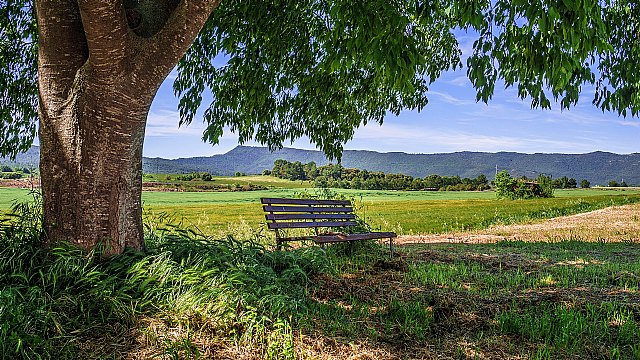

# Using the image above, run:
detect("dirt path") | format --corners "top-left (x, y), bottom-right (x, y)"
top-left (396, 202), bottom-right (640, 245)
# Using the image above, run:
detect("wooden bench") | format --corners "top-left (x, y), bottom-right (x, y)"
top-left (261, 197), bottom-right (396, 256)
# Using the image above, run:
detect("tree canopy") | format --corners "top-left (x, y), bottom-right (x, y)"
top-left (2, 0), bottom-right (640, 161)
top-left (0, 0), bottom-right (38, 156)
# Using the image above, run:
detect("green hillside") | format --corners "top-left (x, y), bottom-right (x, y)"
top-left (5, 146), bottom-right (640, 186)
top-left (141, 146), bottom-right (640, 186)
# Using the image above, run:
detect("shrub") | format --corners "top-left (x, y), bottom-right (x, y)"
top-left (0, 172), bottom-right (22, 179)
top-left (494, 170), bottom-right (517, 199)
top-left (494, 171), bottom-right (553, 199)
top-left (534, 174), bottom-right (554, 198)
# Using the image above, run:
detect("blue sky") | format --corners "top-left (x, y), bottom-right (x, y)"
top-left (143, 36), bottom-right (640, 159)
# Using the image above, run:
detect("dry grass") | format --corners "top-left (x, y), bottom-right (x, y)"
top-left (484, 202), bottom-right (640, 242)
top-left (397, 202), bottom-right (640, 244)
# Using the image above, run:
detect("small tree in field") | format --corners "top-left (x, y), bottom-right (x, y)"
top-left (581, 179), bottom-right (591, 188)
top-left (494, 171), bottom-right (517, 199)
top-left (534, 174), bottom-right (554, 198)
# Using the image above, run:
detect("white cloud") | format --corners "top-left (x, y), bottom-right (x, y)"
top-left (455, 33), bottom-right (476, 58)
top-left (445, 75), bottom-right (471, 87)
top-left (618, 121), bottom-right (640, 128)
top-left (348, 122), bottom-right (592, 154)
top-left (165, 68), bottom-right (179, 81)
top-left (145, 109), bottom-right (205, 137)
top-left (428, 91), bottom-right (476, 106)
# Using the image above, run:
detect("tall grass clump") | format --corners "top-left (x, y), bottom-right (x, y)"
top-left (0, 195), bottom-right (329, 358)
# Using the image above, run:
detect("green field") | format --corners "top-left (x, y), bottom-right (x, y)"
top-left (3, 187), bottom-right (640, 237)
top-left (0, 188), bottom-right (34, 209)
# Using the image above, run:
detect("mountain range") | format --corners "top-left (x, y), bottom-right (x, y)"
top-left (142, 146), bottom-right (639, 186)
top-left (3, 146), bottom-right (639, 185)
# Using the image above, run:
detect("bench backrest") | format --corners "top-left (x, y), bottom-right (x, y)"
top-left (261, 198), bottom-right (357, 230)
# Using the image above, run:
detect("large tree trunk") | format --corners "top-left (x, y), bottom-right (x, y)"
top-left (35, 0), bottom-right (220, 254)
top-left (39, 75), bottom-right (151, 254)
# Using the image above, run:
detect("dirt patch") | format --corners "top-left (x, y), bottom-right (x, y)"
top-left (396, 233), bottom-right (505, 245)
top-left (485, 203), bottom-right (640, 243)
top-left (397, 203), bottom-right (640, 245)
top-left (0, 178), bottom-right (39, 189)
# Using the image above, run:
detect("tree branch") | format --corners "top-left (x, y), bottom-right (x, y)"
top-left (36, 0), bottom-right (88, 101)
top-left (77, 0), bottom-right (129, 79)
top-left (135, 0), bottom-right (222, 89)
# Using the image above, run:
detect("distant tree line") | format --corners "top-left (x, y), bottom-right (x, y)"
top-left (0, 165), bottom-right (33, 179)
top-left (608, 180), bottom-right (628, 187)
top-left (173, 172), bottom-right (213, 181)
top-left (493, 171), bottom-right (600, 199)
top-left (270, 159), bottom-right (490, 191)
top-left (552, 176), bottom-right (578, 189)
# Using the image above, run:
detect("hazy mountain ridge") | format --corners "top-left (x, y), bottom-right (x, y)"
top-left (3, 146), bottom-right (637, 185)
top-left (141, 146), bottom-right (640, 186)
top-left (0, 146), bottom-right (40, 168)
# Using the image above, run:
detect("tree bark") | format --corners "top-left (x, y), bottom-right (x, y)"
top-left (39, 74), bottom-right (151, 254)
top-left (36, 0), bottom-right (220, 254)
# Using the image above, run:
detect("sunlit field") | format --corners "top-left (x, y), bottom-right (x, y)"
top-left (3, 187), bottom-right (639, 238)
top-left (142, 188), bottom-right (640, 237)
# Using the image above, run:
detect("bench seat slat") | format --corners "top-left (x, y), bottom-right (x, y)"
top-left (268, 221), bottom-right (358, 229)
top-left (263, 205), bottom-right (353, 213)
top-left (278, 232), bottom-right (397, 243)
top-left (277, 236), bottom-right (316, 242)
top-left (313, 232), bottom-right (397, 243)
top-left (266, 213), bottom-right (356, 221)
top-left (261, 198), bottom-right (351, 206)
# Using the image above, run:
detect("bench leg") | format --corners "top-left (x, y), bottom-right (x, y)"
top-left (389, 238), bottom-right (394, 258)
top-left (321, 243), bottom-right (326, 252)
top-left (276, 240), bottom-right (282, 251)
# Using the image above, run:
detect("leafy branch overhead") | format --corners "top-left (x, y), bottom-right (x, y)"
top-left (2, 0), bottom-right (640, 161)
top-left (174, 0), bottom-right (464, 161)
top-left (0, 0), bottom-right (38, 157)
top-left (175, 0), bottom-right (640, 161)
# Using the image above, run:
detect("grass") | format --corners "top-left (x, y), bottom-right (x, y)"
top-left (299, 240), bottom-right (640, 358)
top-left (0, 187), bottom-right (32, 209)
top-left (140, 188), bottom-right (640, 237)
top-left (0, 203), bottom-right (329, 359)
top-left (2, 187), bottom-right (640, 238)
top-left (1, 198), bottom-right (640, 358)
